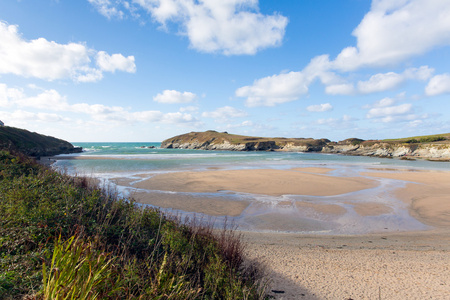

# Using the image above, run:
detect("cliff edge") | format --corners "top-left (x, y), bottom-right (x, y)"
top-left (161, 131), bottom-right (450, 160)
top-left (0, 126), bottom-right (82, 157)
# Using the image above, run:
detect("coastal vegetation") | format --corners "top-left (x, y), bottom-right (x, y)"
top-left (382, 133), bottom-right (450, 144)
top-left (0, 126), bottom-right (82, 157)
top-left (161, 131), bottom-right (450, 159)
top-left (0, 150), bottom-right (265, 299)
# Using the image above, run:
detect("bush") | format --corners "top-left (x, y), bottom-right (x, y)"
top-left (0, 150), bottom-right (265, 299)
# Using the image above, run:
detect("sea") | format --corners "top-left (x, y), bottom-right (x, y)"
top-left (52, 142), bottom-right (450, 235)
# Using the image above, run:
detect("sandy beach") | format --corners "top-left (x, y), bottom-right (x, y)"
top-left (114, 166), bottom-right (450, 299)
top-left (55, 155), bottom-right (450, 299)
top-left (243, 230), bottom-right (450, 299)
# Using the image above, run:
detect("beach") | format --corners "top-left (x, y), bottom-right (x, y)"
top-left (117, 166), bottom-right (450, 299)
top-left (243, 230), bottom-right (450, 299)
top-left (53, 146), bottom-right (450, 299)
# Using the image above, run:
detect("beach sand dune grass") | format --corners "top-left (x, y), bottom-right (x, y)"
top-left (0, 150), bottom-right (266, 299)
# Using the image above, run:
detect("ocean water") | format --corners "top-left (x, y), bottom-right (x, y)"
top-left (56, 142), bottom-right (450, 175)
top-left (53, 142), bottom-right (450, 234)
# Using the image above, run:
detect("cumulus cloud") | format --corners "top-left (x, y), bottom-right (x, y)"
top-left (153, 90), bottom-right (197, 104)
top-left (333, 0), bottom-right (450, 70)
top-left (357, 72), bottom-right (404, 94)
top-left (235, 55), bottom-right (346, 107)
top-left (367, 103), bottom-right (413, 119)
top-left (91, 0), bottom-right (288, 55)
top-left (0, 83), bottom-right (198, 125)
top-left (96, 51), bottom-right (136, 73)
top-left (0, 21), bottom-right (136, 82)
top-left (357, 66), bottom-right (433, 94)
top-left (425, 74), bottom-right (450, 96)
top-left (364, 98), bottom-right (421, 123)
top-left (307, 103), bottom-right (333, 112)
top-left (236, 0), bottom-right (448, 105)
top-left (202, 106), bottom-right (247, 121)
top-left (236, 71), bottom-right (309, 107)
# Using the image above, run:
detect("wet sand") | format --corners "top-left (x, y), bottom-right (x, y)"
top-left (362, 170), bottom-right (450, 228)
top-left (122, 167), bottom-right (450, 300)
top-left (133, 168), bottom-right (376, 197)
top-left (242, 169), bottom-right (450, 299)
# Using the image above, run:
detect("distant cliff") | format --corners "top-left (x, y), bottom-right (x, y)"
top-left (161, 131), bottom-right (450, 160)
top-left (0, 126), bottom-right (82, 157)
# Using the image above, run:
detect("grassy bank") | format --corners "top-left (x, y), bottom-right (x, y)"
top-left (0, 150), bottom-right (265, 299)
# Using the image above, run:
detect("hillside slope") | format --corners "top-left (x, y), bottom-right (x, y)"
top-left (161, 131), bottom-right (450, 160)
top-left (0, 126), bottom-right (82, 157)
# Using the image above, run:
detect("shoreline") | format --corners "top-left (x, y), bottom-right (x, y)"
top-left (48, 154), bottom-right (450, 299)
top-left (122, 166), bottom-right (450, 299)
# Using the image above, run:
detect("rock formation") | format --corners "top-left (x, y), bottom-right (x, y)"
top-left (161, 131), bottom-right (450, 160)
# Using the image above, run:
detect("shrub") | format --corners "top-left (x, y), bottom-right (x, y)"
top-left (0, 150), bottom-right (265, 299)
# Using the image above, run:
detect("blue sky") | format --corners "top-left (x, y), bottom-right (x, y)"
top-left (0, 0), bottom-right (449, 142)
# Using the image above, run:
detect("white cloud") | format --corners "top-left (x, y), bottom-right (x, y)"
top-left (202, 106), bottom-right (247, 121)
top-left (357, 66), bottom-right (434, 94)
top-left (371, 97), bottom-right (396, 108)
top-left (87, 0), bottom-right (124, 19)
top-left (93, 0), bottom-right (288, 55)
top-left (17, 89), bottom-right (69, 111)
top-left (333, 0), bottom-right (450, 70)
top-left (162, 112), bottom-right (197, 124)
top-left (0, 83), bottom-right (25, 107)
top-left (316, 114), bottom-right (355, 128)
top-left (1, 110), bottom-right (70, 123)
top-left (153, 90), bottom-right (197, 104)
top-left (367, 103), bottom-right (412, 119)
top-left (357, 72), bottom-right (404, 94)
top-left (236, 71), bottom-right (309, 107)
top-left (307, 103), bottom-right (333, 112)
top-left (179, 106), bottom-right (199, 112)
top-left (364, 99), bottom-right (422, 123)
top-left (0, 21), bottom-right (135, 82)
top-left (325, 83), bottom-right (355, 95)
top-left (403, 66), bottom-right (434, 81)
top-left (96, 51), bottom-right (136, 73)
top-left (221, 120), bottom-right (255, 130)
top-left (425, 73), bottom-right (450, 96)
top-left (0, 83), bottom-right (199, 126)
top-left (235, 55), bottom-right (345, 107)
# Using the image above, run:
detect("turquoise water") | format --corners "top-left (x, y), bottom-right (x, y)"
top-left (56, 142), bottom-right (450, 176)
top-left (52, 142), bottom-right (450, 234)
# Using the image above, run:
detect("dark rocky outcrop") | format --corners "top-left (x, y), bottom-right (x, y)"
top-left (0, 126), bottom-right (82, 157)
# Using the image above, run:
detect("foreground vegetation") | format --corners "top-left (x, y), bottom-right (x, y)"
top-left (0, 150), bottom-right (265, 299)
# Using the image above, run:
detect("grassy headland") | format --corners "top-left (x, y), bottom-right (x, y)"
top-left (0, 126), bottom-right (82, 157)
top-left (0, 150), bottom-right (265, 299)
top-left (160, 131), bottom-right (450, 159)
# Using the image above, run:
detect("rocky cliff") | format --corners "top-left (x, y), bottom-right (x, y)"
top-left (0, 126), bottom-right (82, 157)
top-left (161, 131), bottom-right (450, 160)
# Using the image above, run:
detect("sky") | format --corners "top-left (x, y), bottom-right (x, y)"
top-left (0, 0), bottom-right (450, 142)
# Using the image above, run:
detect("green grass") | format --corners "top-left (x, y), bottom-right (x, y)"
top-left (0, 150), bottom-right (266, 299)
top-left (0, 126), bottom-right (80, 157)
top-left (162, 130), bottom-right (330, 148)
top-left (383, 133), bottom-right (450, 144)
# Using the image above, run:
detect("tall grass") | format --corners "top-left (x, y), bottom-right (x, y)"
top-left (0, 150), bottom-right (266, 299)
